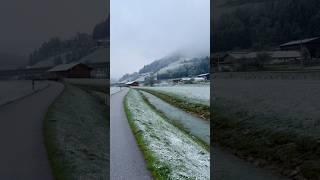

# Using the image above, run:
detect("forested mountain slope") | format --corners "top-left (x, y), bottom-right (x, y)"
top-left (213, 0), bottom-right (320, 51)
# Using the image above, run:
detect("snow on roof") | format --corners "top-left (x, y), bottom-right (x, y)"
top-left (125, 81), bottom-right (138, 85)
top-left (197, 73), bottom-right (210, 77)
top-left (80, 47), bottom-right (108, 64)
top-left (271, 50), bottom-right (302, 58)
top-left (48, 63), bottom-right (88, 72)
top-left (227, 51), bottom-right (302, 60)
top-left (27, 58), bottom-right (55, 69)
top-left (181, 77), bottom-right (192, 81)
top-left (280, 37), bottom-right (320, 47)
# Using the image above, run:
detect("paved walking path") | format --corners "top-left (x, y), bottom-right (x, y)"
top-left (0, 81), bottom-right (64, 179)
top-left (110, 88), bottom-right (152, 180)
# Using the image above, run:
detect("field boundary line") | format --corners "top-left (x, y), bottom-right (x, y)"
top-left (0, 82), bottom-right (51, 108)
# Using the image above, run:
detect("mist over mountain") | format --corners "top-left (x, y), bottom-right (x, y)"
top-left (118, 51), bottom-right (209, 82)
top-left (0, 0), bottom-right (107, 69)
top-left (214, 0), bottom-right (320, 51)
top-left (0, 53), bottom-right (28, 70)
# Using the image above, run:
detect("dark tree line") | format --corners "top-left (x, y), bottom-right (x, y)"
top-left (29, 16), bottom-right (109, 66)
top-left (28, 33), bottom-right (95, 66)
top-left (92, 17), bottom-right (110, 40)
top-left (157, 57), bottom-right (209, 80)
top-left (214, 0), bottom-right (320, 52)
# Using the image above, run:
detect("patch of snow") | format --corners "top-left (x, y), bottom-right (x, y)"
top-left (141, 91), bottom-right (210, 144)
top-left (126, 90), bottom-right (210, 179)
top-left (140, 85), bottom-right (210, 106)
top-left (156, 58), bottom-right (192, 75)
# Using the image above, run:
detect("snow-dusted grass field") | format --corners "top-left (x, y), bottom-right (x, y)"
top-left (214, 79), bottom-right (320, 136)
top-left (110, 87), bottom-right (121, 95)
top-left (65, 78), bottom-right (107, 87)
top-left (125, 89), bottom-right (210, 179)
top-left (65, 78), bottom-right (107, 93)
top-left (0, 80), bottom-right (48, 106)
top-left (213, 79), bottom-right (320, 179)
top-left (139, 85), bottom-right (210, 106)
top-left (44, 84), bottom-right (109, 179)
top-left (141, 91), bottom-right (210, 145)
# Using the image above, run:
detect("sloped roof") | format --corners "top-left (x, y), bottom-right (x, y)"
top-left (125, 81), bottom-right (138, 85)
top-left (48, 63), bottom-right (89, 72)
top-left (227, 51), bottom-right (301, 60)
top-left (228, 52), bottom-right (254, 59)
top-left (280, 37), bottom-right (320, 47)
top-left (26, 52), bottom-right (70, 69)
top-left (197, 73), bottom-right (210, 77)
top-left (271, 51), bottom-right (301, 58)
top-left (80, 47), bottom-right (108, 64)
top-left (27, 58), bottom-right (55, 69)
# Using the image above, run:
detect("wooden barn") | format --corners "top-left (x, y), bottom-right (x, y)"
top-left (197, 73), bottom-right (210, 80)
top-left (280, 37), bottom-right (320, 58)
top-left (48, 63), bottom-right (92, 79)
top-left (125, 81), bottom-right (139, 87)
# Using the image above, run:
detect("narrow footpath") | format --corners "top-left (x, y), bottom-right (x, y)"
top-left (110, 88), bottom-right (152, 180)
top-left (0, 81), bottom-right (63, 179)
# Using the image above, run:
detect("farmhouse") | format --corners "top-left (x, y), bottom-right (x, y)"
top-left (197, 73), bottom-right (210, 80)
top-left (125, 81), bottom-right (139, 86)
top-left (280, 37), bottom-right (320, 58)
top-left (80, 41), bottom-right (109, 79)
top-left (218, 51), bottom-right (302, 70)
top-left (48, 63), bottom-right (92, 78)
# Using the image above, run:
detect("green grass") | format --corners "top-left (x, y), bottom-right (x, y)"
top-left (123, 90), bottom-right (172, 180)
top-left (138, 90), bottom-right (209, 151)
top-left (44, 84), bottom-right (109, 180)
top-left (212, 98), bottom-right (320, 179)
top-left (138, 89), bottom-right (210, 121)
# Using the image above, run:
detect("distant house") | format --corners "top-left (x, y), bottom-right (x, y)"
top-left (197, 73), bottom-right (210, 80)
top-left (125, 81), bottom-right (139, 86)
top-left (171, 78), bottom-right (181, 84)
top-left (80, 47), bottom-right (108, 79)
top-left (135, 73), bottom-right (151, 83)
top-left (214, 50), bottom-right (303, 71)
top-left (48, 63), bottom-right (92, 79)
top-left (280, 37), bottom-right (320, 58)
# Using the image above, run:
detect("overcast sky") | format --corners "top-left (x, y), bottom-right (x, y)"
top-left (0, 0), bottom-right (107, 58)
top-left (111, 0), bottom-right (210, 79)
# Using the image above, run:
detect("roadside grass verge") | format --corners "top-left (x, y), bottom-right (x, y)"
top-left (73, 84), bottom-right (107, 94)
top-left (123, 92), bottom-right (171, 180)
top-left (124, 89), bottom-right (210, 180)
top-left (138, 88), bottom-right (209, 121)
top-left (44, 84), bottom-right (109, 180)
top-left (212, 97), bottom-right (320, 179)
top-left (138, 90), bottom-right (209, 151)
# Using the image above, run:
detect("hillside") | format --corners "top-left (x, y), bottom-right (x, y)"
top-left (119, 55), bottom-right (209, 82)
top-left (28, 17), bottom-right (109, 67)
top-left (139, 53), bottom-right (182, 74)
top-left (156, 57), bottom-right (209, 80)
top-left (214, 0), bottom-right (320, 51)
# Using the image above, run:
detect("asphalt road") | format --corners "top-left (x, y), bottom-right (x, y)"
top-left (0, 81), bottom-right (63, 179)
top-left (110, 88), bottom-right (152, 180)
